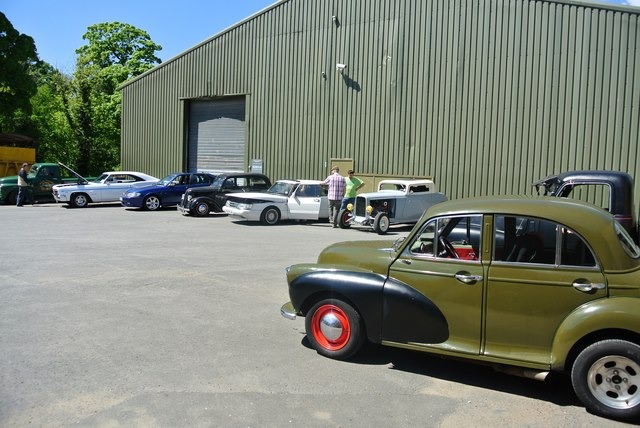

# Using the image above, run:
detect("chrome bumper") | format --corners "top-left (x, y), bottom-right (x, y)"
top-left (176, 204), bottom-right (190, 215)
top-left (280, 301), bottom-right (297, 320)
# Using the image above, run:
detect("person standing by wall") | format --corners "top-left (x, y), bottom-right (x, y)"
top-left (341, 170), bottom-right (364, 209)
top-left (322, 166), bottom-right (346, 228)
top-left (16, 162), bottom-right (30, 207)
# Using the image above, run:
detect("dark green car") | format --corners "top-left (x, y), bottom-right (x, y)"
top-left (282, 196), bottom-right (640, 421)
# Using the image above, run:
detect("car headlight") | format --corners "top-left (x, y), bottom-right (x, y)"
top-left (347, 203), bottom-right (353, 211)
top-left (237, 203), bottom-right (252, 210)
top-left (187, 194), bottom-right (193, 202)
top-left (366, 205), bottom-right (373, 214)
top-left (128, 192), bottom-right (141, 197)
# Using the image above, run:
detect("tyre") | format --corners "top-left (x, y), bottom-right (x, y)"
top-left (143, 195), bottom-right (161, 211)
top-left (260, 206), bottom-right (280, 225)
top-left (5, 190), bottom-right (17, 205)
top-left (373, 212), bottom-right (390, 234)
top-left (193, 201), bottom-right (210, 217)
top-left (571, 339), bottom-right (640, 421)
top-left (338, 209), bottom-right (352, 229)
top-left (71, 193), bottom-right (89, 208)
top-left (305, 298), bottom-right (365, 360)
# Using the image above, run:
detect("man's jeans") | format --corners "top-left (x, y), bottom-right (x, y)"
top-left (16, 186), bottom-right (31, 206)
top-left (329, 199), bottom-right (342, 226)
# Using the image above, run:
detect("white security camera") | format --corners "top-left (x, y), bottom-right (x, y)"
top-left (336, 63), bottom-right (347, 72)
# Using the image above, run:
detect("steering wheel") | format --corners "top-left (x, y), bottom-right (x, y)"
top-left (438, 237), bottom-right (459, 259)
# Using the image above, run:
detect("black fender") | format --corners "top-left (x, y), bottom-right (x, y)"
top-left (289, 270), bottom-right (448, 345)
top-left (189, 196), bottom-right (219, 211)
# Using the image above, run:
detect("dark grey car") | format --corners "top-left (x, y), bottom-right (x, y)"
top-left (177, 173), bottom-right (271, 217)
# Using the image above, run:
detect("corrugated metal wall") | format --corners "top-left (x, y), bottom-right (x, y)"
top-left (121, 0), bottom-right (640, 201)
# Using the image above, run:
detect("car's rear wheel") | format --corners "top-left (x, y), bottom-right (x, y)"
top-left (338, 209), bottom-right (352, 229)
top-left (193, 201), bottom-right (210, 217)
top-left (305, 299), bottom-right (365, 360)
top-left (143, 195), bottom-right (161, 211)
top-left (71, 193), bottom-right (89, 208)
top-left (571, 339), bottom-right (640, 421)
top-left (261, 206), bottom-right (280, 225)
top-left (373, 212), bottom-right (390, 234)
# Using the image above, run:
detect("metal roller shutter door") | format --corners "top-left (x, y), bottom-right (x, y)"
top-left (188, 97), bottom-right (246, 173)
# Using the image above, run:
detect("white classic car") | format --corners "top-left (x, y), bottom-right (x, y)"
top-left (52, 171), bottom-right (158, 208)
top-left (339, 179), bottom-right (448, 234)
top-left (223, 179), bottom-right (329, 225)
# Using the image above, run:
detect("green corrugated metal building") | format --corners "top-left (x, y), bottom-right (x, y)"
top-left (120, 0), bottom-right (640, 200)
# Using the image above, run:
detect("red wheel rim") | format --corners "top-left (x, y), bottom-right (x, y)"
top-left (311, 304), bottom-right (351, 351)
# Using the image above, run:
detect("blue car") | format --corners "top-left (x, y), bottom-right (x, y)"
top-left (120, 172), bottom-right (217, 210)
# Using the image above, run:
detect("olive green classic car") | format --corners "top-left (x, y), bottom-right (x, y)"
top-left (281, 196), bottom-right (640, 421)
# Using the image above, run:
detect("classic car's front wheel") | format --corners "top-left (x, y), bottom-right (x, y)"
top-left (373, 213), bottom-right (390, 234)
top-left (71, 193), bottom-right (89, 208)
top-left (305, 299), bottom-right (365, 360)
top-left (571, 339), bottom-right (640, 421)
top-left (338, 209), bottom-right (352, 229)
top-left (261, 206), bottom-right (280, 225)
top-left (143, 195), bottom-right (161, 211)
top-left (193, 201), bottom-right (210, 217)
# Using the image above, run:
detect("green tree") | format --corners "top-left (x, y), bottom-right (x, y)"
top-left (68, 22), bottom-right (161, 174)
top-left (0, 12), bottom-right (39, 133)
top-left (29, 63), bottom-right (76, 164)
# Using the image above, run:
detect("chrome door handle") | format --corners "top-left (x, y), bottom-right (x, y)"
top-left (455, 273), bottom-right (482, 284)
top-left (572, 281), bottom-right (605, 292)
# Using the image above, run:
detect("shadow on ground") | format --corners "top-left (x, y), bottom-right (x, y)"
top-left (300, 336), bottom-right (580, 408)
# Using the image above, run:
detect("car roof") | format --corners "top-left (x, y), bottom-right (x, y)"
top-left (217, 173), bottom-right (270, 179)
top-left (379, 179), bottom-right (435, 185)
top-left (276, 179), bottom-right (323, 185)
top-left (103, 171), bottom-right (153, 176)
top-left (423, 196), bottom-right (637, 271)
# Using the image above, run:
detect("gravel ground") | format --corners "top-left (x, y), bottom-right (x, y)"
top-left (0, 203), bottom-right (630, 427)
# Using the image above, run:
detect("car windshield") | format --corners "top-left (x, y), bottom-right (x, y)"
top-left (211, 175), bottom-right (229, 189)
top-left (94, 174), bottom-right (109, 183)
top-left (267, 182), bottom-right (296, 196)
top-left (158, 174), bottom-right (178, 186)
top-left (27, 165), bottom-right (40, 177)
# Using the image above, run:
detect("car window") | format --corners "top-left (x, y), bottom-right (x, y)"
top-left (494, 215), bottom-right (596, 267)
top-left (560, 183), bottom-right (612, 212)
top-left (250, 177), bottom-right (269, 189)
top-left (615, 222), bottom-right (640, 258)
top-left (409, 185), bottom-right (429, 193)
top-left (296, 184), bottom-right (320, 197)
top-left (222, 178), bottom-right (236, 189)
top-left (38, 167), bottom-right (54, 177)
top-left (409, 215), bottom-right (481, 261)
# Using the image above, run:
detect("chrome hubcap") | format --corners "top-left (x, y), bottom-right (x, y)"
top-left (588, 355), bottom-right (640, 409)
top-left (146, 197), bottom-right (160, 209)
top-left (319, 312), bottom-right (343, 341)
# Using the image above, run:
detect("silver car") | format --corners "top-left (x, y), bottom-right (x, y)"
top-left (338, 179), bottom-right (448, 234)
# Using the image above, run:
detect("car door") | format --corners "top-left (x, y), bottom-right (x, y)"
top-left (483, 214), bottom-right (606, 365)
top-left (100, 174), bottom-right (135, 201)
top-left (163, 175), bottom-right (189, 205)
top-left (213, 177), bottom-right (238, 208)
top-left (288, 184), bottom-right (323, 220)
top-left (387, 215), bottom-right (486, 355)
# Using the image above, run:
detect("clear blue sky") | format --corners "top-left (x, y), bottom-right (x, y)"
top-left (1, 0), bottom-right (276, 72)
top-left (2, 0), bottom-right (638, 73)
